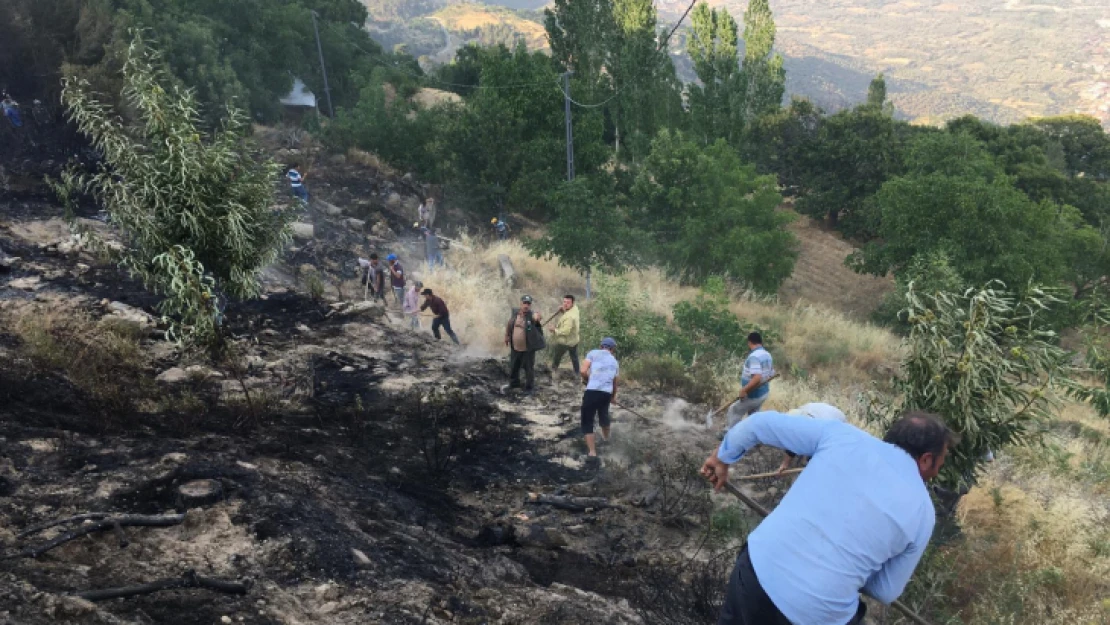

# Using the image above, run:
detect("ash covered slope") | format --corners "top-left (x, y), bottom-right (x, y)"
top-left (0, 147), bottom-right (784, 625)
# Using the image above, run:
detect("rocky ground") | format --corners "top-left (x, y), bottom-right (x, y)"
top-left (0, 151), bottom-right (804, 625)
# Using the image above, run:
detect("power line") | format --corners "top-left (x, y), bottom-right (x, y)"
top-left (555, 77), bottom-right (620, 108)
top-left (325, 23), bottom-right (558, 92)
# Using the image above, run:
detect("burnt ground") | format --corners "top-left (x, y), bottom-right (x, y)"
top-left (0, 158), bottom-right (796, 625)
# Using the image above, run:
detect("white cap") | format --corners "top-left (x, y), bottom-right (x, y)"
top-left (789, 403), bottom-right (847, 423)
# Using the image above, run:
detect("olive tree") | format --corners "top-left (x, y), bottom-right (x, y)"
top-left (55, 35), bottom-right (292, 344)
top-left (866, 282), bottom-right (1072, 490)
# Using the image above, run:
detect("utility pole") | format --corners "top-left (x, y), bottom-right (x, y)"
top-left (563, 71), bottom-right (575, 182)
top-left (311, 10), bottom-right (335, 118)
top-left (562, 71), bottom-right (592, 300)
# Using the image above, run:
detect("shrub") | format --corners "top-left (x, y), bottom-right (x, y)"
top-left (54, 34), bottom-right (293, 345)
top-left (865, 282), bottom-right (1073, 490)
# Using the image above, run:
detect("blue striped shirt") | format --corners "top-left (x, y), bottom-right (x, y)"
top-left (742, 346), bottom-right (773, 399)
top-left (286, 169), bottom-right (303, 187)
top-left (718, 412), bottom-right (935, 624)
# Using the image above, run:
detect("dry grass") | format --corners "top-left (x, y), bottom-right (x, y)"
top-left (432, 3), bottom-right (548, 48)
top-left (346, 148), bottom-right (397, 177)
top-left (447, 237), bottom-right (901, 390)
top-left (777, 208), bottom-right (894, 318)
top-left (4, 303), bottom-right (153, 424)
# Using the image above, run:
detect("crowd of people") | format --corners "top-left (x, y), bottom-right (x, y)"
top-left (285, 167), bottom-right (956, 625)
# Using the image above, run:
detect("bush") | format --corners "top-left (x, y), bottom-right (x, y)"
top-left (865, 282), bottom-right (1073, 490)
top-left (624, 355), bottom-right (730, 406)
top-left (55, 35), bottom-right (293, 345)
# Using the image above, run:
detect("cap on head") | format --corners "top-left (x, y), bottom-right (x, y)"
top-left (386, 254), bottom-right (397, 261)
top-left (491, 217), bottom-right (499, 224)
top-left (521, 295), bottom-right (533, 304)
top-left (601, 337), bottom-right (617, 349)
top-left (421, 288), bottom-right (433, 296)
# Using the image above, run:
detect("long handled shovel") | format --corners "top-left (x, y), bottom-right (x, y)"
top-left (722, 480), bottom-right (932, 625)
top-left (704, 372), bottom-right (780, 428)
top-left (611, 401), bottom-right (646, 419)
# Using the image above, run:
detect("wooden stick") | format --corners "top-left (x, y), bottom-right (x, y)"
top-left (734, 468), bottom-right (803, 481)
top-left (707, 373), bottom-right (781, 420)
top-left (6, 514), bottom-right (186, 560)
top-left (611, 401), bottom-right (646, 419)
top-left (526, 493), bottom-right (615, 512)
top-left (75, 570), bottom-right (248, 602)
top-left (17, 513), bottom-right (111, 539)
top-left (721, 481), bottom-right (932, 625)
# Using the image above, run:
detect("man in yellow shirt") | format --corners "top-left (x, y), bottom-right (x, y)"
top-left (548, 295), bottom-right (581, 375)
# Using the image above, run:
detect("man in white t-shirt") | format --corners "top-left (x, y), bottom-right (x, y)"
top-left (776, 402), bottom-right (848, 474)
top-left (580, 337), bottom-right (620, 459)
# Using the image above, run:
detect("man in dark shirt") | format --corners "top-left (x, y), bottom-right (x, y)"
top-left (420, 288), bottom-right (460, 345)
top-left (504, 295), bottom-right (545, 392)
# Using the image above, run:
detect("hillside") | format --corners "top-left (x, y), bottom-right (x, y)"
top-left (3, 141), bottom-right (1109, 623)
top-left (678, 0), bottom-right (1110, 125)
top-left (365, 0), bottom-right (547, 61)
top-left (778, 209), bottom-right (893, 318)
top-left (373, 0), bottom-right (1109, 126)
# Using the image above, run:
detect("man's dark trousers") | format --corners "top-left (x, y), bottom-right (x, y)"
top-left (509, 349), bottom-right (535, 390)
top-left (719, 544), bottom-right (867, 625)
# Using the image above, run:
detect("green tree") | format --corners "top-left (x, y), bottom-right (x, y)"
top-left (744, 97), bottom-right (823, 191)
top-left (544, 0), bottom-right (615, 97)
top-left (55, 37), bottom-right (292, 344)
top-left (610, 0), bottom-right (684, 160)
top-left (872, 249), bottom-right (966, 329)
top-left (868, 283), bottom-right (1072, 490)
top-left (794, 104), bottom-right (908, 234)
top-left (736, 0), bottom-right (784, 130)
top-left (1031, 115), bottom-right (1110, 179)
top-left (865, 73), bottom-right (895, 116)
top-left (632, 130), bottom-right (797, 292)
top-left (687, 3), bottom-right (740, 144)
top-left (851, 132), bottom-right (1072, 289)
top-left (525, 175), bottom-right (641, 297)
top-left (437, 43), bottom-right (607, 217)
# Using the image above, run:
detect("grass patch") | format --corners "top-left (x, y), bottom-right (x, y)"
top-left (8, 304), bottom-right (154, 427)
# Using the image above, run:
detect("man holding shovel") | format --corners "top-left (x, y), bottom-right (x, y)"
top-left (701, 410), bottom-right (954, 625)
top-left (726, 332), bottom-right (774, 427)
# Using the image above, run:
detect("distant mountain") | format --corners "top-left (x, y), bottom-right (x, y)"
top-left (660, 0), bottom-right (1109, 126)
top-left (363, 0), bottom-right (1109, 126)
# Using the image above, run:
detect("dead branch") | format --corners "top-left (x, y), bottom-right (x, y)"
top-left (6, 514), bottom-right (186, 560)
top-left (526, 493), bottom-right (615, 512)
top-left (16, 513), bottom-right (111, 539)
top-left (75, 570), bottom-right (249, 602)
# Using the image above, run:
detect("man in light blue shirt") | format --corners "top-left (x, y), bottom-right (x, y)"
top-left (726, 332), bottom-right (774, 427)
top-left (701, 410), bottom-right (954, 625)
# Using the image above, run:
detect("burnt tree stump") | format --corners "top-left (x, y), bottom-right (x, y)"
top-left (176, 480), bottom-right (224, 509)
